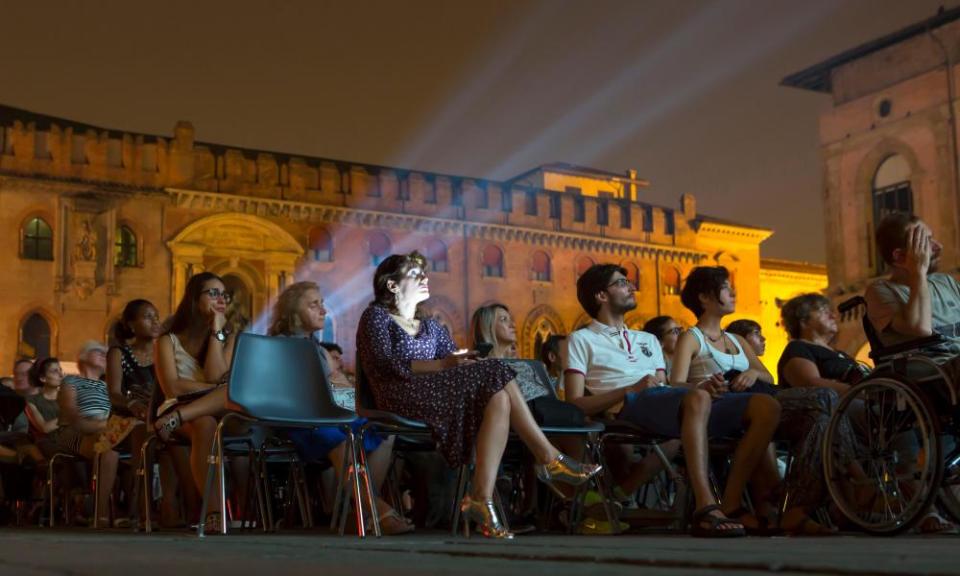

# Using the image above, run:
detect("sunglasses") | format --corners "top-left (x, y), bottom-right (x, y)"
top-left (201, 288), bottom-right (234, 304)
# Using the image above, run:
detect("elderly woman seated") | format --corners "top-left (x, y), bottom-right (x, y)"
top-left (778, 293), bottom-right (954, 534)
top-left (268, 280), bottom-right (412, 535)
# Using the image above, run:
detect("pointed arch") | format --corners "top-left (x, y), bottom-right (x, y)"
top-left (520, 304), bottom-right (566, 359)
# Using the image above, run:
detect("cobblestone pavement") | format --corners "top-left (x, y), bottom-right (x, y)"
top-left (0, 529), bottom-right (959, 576)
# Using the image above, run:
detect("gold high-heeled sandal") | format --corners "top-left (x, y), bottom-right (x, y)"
top-left (460, 496), bottom-right (514, 539)
top-left (535, 453), bottom-right (602, 497)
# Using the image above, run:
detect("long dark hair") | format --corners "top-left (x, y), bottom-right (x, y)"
top-left (371, 251), bottom-right (427, 318)
top-left (114, 299), bottom-right (155, 342)
top-left (166, 272), bottom-right (222, 335)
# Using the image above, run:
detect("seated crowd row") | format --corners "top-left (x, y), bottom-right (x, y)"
top-left (1, 211), bottom-right (957, 538)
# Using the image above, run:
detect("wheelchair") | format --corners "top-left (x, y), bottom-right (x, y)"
top-left (822, 295), bottom-right (960, 535)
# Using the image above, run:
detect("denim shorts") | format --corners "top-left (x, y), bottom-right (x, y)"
top-left (617, 387), bottom-right (753, 439)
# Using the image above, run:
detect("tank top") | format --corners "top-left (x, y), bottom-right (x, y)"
top-left (685, 326), bottom-right (750, 384)
top-left (111, 345), bottom-right (157, 407)
top-left (157, 333), bottom-right (208, 416)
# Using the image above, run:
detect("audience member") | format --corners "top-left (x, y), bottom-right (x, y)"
top-left (107, 299), bottom-right (191, 526)
top-left (726, 319), bottom-right (766, 357)
top-left (673, 268), bottom-right (842, 534)
top-left (318, 342), bottom-right (353, 387)
top-left (565, 264), bottom-right (778, 537)
top-left (540, 334), bottom-right (567, 396)
top-left (866, 213), bottom-right (960, 377)
top-left (357, 252), bottom-right (599, 539)
top-left (862, 212), bottom-right (959, 533)
top-left (642, 316), bottom-right (682, 376)
top-left (269, 281), bottom-right (411, 534)
top-left (152, 272), bottom-right (240, 527)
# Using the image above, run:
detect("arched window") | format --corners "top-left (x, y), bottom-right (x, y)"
top-left (872, 155), bottom-right (913, 271)
top-left (663, 266), bottom-right (682, 295)
top-left (19, 313), bottom-right (51, 358)
top-left (482, 245), bottom-right (504, 278)
top-left (426, 239), bottom-right (449, 273)
top-left (622, 261), bottom-right (640, 291)
top-left (22, 217), bottom-right (53, 261)
top-left (114, 225), bottom-right (138, 267)
top-left (575, 256), bottom-right (594, 278)
top-left (309, 227), bottom-right (333, 262)
top-left (531, 251), bottom-right (551, 282)
top-left (531, 318), bottom-right (558, 362)
top-left (367, 231), bottom-right (392, 266)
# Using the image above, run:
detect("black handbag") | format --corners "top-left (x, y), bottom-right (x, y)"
top-left (527, 396), bottom-right (586, 427)
top-left (722, 369), bottom-right (778, 396)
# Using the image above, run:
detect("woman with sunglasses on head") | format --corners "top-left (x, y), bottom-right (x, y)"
top-left (152, 272), bottom-right (240, 526)
top-left (357, 252), bottom-right (601, 539)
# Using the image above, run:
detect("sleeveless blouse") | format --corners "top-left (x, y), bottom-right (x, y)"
top-left (157, 333), bottom-right (208, 416)
top-left (685, 326), bottom-right (750, 384)
top-left (111, 345), bottom-right (157, 408)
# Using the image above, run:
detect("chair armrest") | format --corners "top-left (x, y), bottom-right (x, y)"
top-left (871, 333), bottom-right (948, 361)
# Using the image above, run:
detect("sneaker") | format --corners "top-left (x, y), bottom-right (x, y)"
top-left (582, 490), bottom-right (623, 519)
top-left (112, 517), bottom-right (132, 529)
top-left (577, 517), bottom-right (629, 535)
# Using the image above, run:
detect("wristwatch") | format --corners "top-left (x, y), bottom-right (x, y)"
top-left (213, 330), bottom-right (227, 343)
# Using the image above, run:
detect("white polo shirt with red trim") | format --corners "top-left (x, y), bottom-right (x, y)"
top-left (565, 320), bottom-right (665, 394)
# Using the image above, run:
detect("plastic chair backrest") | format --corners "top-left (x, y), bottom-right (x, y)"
top-left (228, 333), bottom-right (351, 425)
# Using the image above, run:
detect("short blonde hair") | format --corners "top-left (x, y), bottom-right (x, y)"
top-left (268, 281), bottom-right (320, 336)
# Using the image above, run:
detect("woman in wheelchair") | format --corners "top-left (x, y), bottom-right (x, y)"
top-left (268, 281), bottom-right (412, 535)
top-left (671, 267), bottom-right (835, 535)
top-left (779, 293), bottom-right (956, 534)
top-left (357, 252), bottom-right (601, 539)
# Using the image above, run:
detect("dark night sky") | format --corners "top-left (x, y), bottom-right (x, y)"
top-left (0, 0), bottom-right (951, 262)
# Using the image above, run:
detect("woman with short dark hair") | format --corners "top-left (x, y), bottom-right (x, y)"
top-left (357, 252), bottom-right (600, 539)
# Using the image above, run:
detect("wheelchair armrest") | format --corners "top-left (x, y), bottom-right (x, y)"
top-left (871, 333), bottom-right (948, 361)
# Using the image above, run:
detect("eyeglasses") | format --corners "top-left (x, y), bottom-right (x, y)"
top-left (201, 288), bottom-right (234, 304)
top-left (405, 268), bottom-right (427, 280)
top-left (606, 278), bottom-right (635, 289)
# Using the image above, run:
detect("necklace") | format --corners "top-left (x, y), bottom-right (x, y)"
top-left (391, 314), bottom-right (420, 333)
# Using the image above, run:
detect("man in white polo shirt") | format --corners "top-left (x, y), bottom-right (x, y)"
top-left (564, 264), bottom-right (779, 538)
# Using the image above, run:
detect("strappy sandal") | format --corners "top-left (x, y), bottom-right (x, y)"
top-left (373, 509), bottom-right (415, 535)
top-left (726, 505), bottom-right (779, 536)
top-left (918, 512), bottom-right (958, 535)
top-left (154, 410), bottom-right (182, 442)
top-left (690, 504), bottom-right (745, 538)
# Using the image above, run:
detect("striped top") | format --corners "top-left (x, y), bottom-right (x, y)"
top-left (61, 375), bottom-right (111, 421)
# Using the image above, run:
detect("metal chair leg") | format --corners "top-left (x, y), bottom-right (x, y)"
top-left (343, 430), bottom-right (365, 538)
top-left (356, 433), bottom-right (380, 538)
top-left (92, 453), bottom-right (101, 530)
top-left (450, 463), bottom-right (469, 536)
top-left (197, 422), bottom-right (224, 538)
top-left (331, 425), bottom-right (354, 531)
top-left (47, 455), bottom-right (59, 528)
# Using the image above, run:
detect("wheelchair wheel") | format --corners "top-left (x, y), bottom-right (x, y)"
top-left (823, 378), bottom-right (942, 535)
top-left (937, 436), bottom-right (960, 523)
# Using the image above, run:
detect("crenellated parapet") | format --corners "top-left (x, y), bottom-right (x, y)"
top-left (0, 104), bottom-right (769, 252)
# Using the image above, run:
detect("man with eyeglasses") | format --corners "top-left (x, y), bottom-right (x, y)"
top-left (563, 263), bottom-right (777, 537)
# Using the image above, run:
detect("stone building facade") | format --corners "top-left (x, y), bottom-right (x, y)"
top-left (0, 104), bottom-right (823, 373)
top-left (783, 6), bottom-right (960, 360)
